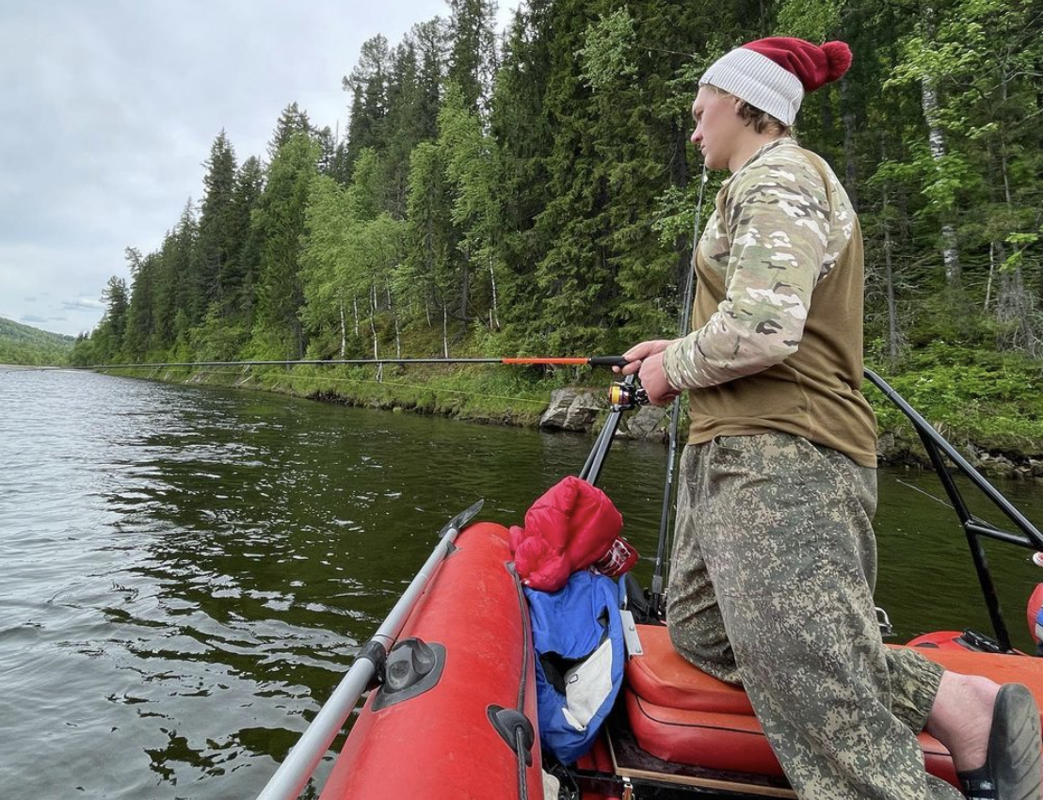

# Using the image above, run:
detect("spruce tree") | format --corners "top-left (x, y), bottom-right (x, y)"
top-left (194, 130), bottom-right (239, 321)
top-left (170, 200), bottom-right (198, 346)
top-left (268, 102), bottom-right (312, 161)
top-left (447, 0), bottom-right (498, 114)
top-left (343, 35), bottom-right (392, 177)
top-left (252, 133), bottom-right (320, 359)
top-left (229, 155), bottom-right (266, 324)
top-left (404, 141), bottom-right (455, 352)
top-left (122, 247), bottom-right (154, 358)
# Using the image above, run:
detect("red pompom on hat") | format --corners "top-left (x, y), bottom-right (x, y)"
top-left (745, 38), bottom-right (852, 89)
top-left (700, 37), bottom-right (852, 126)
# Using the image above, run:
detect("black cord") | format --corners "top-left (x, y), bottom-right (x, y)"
top-left (510, 561), bottom-right (534, 799)
top-left (515, 726), bottom-right (529, 800)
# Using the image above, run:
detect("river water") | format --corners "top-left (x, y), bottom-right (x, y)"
top-left (2, 368), bottom-right (1041, 798)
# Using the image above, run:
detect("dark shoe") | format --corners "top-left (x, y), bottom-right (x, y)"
top-left (958, 683), bottom-right (1042, 800)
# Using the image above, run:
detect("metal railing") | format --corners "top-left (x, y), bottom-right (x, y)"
top-left (865, 369), bottom-right (1043, 652)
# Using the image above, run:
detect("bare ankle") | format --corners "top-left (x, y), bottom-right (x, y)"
top-left (925, 672), bottom-right (1000, 773)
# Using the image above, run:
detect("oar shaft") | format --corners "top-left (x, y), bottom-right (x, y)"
top-left (255, 503), bottom-right (480, 800)
top-left (256, 659), bottom-right (377, 800)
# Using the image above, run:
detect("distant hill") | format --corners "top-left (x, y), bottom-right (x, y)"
top-left (0, 317), bottom-right (75, 366)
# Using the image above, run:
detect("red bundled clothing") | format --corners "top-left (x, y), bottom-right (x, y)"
top-left (508, 476), bottom-right (637, 591)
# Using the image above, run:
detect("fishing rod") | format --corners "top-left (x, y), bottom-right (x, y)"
top-left (80, 356), bottom-right (630, 370)
top-left (649, 164), bottom-right (710, 616)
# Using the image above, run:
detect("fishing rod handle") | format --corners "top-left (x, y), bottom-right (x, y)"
top-left (588, 356), bottom-right (629, 368)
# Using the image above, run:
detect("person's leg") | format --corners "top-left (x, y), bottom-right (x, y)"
top-left (860, 489), bottom-right (1041, 795)
top-left (667, 444), bottom-right (741, 683)
top-left (926, 671), bottom-right (1042, 800)
top-left (843, 466), bottom-right (1001, 778)
top-left (696, 432), bottom-right (962, 800)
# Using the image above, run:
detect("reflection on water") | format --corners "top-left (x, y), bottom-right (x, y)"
top-left (0, 368), bottom-right (1040, 798)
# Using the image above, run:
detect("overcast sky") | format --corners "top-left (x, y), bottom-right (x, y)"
top-left (0, 1), bottom-right (516, 337)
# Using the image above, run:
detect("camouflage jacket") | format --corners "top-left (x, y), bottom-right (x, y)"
top-left (662, 138), bottom-right (857, 390)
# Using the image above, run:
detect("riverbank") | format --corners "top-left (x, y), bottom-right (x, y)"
top-left (98, 356), bottom-right (1043, 481)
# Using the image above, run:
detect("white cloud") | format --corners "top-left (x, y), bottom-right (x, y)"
top-left (1, 0), bottom-right (521, 338)
top-left (62, 298), bottom-right (107, 313)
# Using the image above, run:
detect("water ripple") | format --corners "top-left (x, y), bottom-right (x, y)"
top-left (3, 367), bottom-right (1036, 797)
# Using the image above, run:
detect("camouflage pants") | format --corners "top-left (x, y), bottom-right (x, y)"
top-left (668, 433), bottom-right (962, 800)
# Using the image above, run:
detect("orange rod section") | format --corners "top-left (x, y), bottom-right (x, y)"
top-left (499, 358), bottom-right (590, 365)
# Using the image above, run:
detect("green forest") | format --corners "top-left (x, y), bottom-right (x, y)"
top-left (0, 317), bottom-right (74, 365)
top-left (71, 0), bottom-right (1043, 453)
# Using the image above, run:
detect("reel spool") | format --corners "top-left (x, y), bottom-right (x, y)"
top-left (608, 382), bottom-right (648, 411)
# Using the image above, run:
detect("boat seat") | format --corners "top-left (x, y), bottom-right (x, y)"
top-left (625, 624), bottom-right (1043, 788)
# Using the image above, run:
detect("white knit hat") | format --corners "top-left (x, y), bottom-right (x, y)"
top-left (700, 38), bottom-right (853, 126)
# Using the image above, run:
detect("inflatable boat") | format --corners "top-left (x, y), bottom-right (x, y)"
top-left (256, 371), bottom-right (1043, 800)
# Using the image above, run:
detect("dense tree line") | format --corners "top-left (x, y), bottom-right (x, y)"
top-left (72, 0), bottom-right (1043, 378)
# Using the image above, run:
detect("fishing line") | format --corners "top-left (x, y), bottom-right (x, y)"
top-left (894, 478), bottom-right (955, 511)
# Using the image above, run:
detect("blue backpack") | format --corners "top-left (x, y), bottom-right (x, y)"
top-left (524, 570), bottom-right (625, 764)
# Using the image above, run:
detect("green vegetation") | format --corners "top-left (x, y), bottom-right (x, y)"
top-left (74, 0), bottom-right (1043, 455)
top-left (106, 361), bottom-right (561, 427)
top-left (866, 346), bottom-right (1043, 457)
top-left (0, 317), bottom-right (74, 365)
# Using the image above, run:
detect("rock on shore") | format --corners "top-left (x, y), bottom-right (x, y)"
top-left (539, 388), bottom-right (670, 442)
top-left (540, 387), bottom-right (1042, 479)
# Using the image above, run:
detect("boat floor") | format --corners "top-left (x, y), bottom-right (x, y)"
top-left (567, 706), bottom-right (796, 800)
top-left (606, 720), bottom-right (795, 798)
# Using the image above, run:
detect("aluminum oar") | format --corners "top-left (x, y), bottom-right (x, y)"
top-left (256, 499), bottom-right (484, 800)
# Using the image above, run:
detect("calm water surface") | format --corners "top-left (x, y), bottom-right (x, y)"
top-left (1, 368), bottom-right (1041, 798)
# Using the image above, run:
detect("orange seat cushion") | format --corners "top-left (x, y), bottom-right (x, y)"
top-left (625, 624), bottom-right (1043, 787)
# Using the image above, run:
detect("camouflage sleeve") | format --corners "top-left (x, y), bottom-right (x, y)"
top-left (662, 156), bottom-right (830, 390)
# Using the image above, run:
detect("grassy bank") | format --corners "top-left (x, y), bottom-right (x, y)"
top-left (101, 343), bottom-right (1043, 466)
top-left (121, 361), bottom-right (568, 428)
top-left (864, 345), bottom-right (1043, 464)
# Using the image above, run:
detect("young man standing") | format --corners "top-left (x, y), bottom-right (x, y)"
top-left (621, 37), bottom-right (1042, 799)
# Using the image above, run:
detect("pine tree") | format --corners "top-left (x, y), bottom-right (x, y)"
top-left (344, 35), bottom-right (392, 177)
top-left (194, 130), bottom-right (239, 321)
top-left (447, 0), bottom-right (498, 114)
top-left (252, 133), bottom-right (320, 359)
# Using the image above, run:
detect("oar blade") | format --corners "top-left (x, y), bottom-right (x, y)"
top-left (438, 499), bottom-right (485, 539)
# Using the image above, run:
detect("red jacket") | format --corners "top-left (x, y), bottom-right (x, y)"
top-left (509, 476), bottom-right (629, 592)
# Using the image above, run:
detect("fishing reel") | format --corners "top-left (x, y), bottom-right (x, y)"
top-left (609, 381), bottom-right (648, 411)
